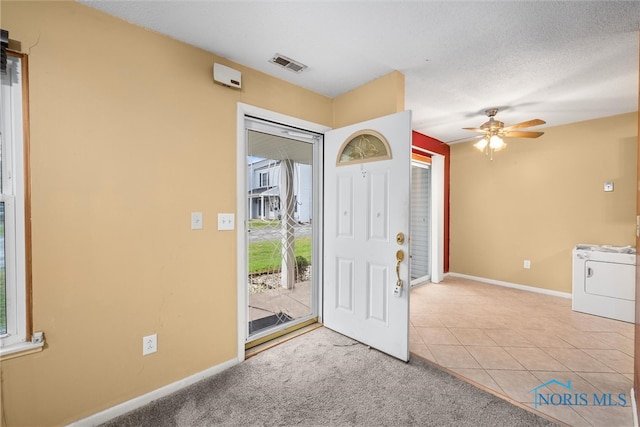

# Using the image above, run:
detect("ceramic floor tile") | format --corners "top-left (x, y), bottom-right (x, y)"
top-left (435, 313), bottom-right (483, 328)
top-left (485, 369), bottom-right (541, 403)
top-left (448, 328), bottom-right (498, 346)
top-left (503, 347), bottom-right (568, 371)
top-left (409, 279), bottom-right (636, 427)
top-left (590, 332), bottom-right (634, 357)
top-left (553, 329), bottom-right (612, 350)
top-left (541, 348), bottom-right (615, 373)
top-left (583, 349), bottom-right (634, 374)
top-left (576, 372), bottom-right (633, 396)
top-left (465, 346), bottom-right (524, 370)
top-left (524, 403), bottom-right (591, 427)
top-left (613, 323), bottom-right (635, 340)
top-left (428, 344), bottom-right (481, 369)
top-left (529, 371), bottom-right (601, 396)
top-left (483, 329), bottom-right (534, 347)
top-left (410, 313), bottom-right (445, 328)
top-left (516, 328), bottom-right (574, 348)
top-left (466, 315), bottom-right (511, 329)
top-left (409, 326), bottom-right (422, 344)
top-left (410, 342), bottom-right (435, 362)
top-left (414, 327), bottom-right (461, 345)
top-left (450, 368), bottom-right (504, 395)
top-left (570, 404), bottom-right (633, 427)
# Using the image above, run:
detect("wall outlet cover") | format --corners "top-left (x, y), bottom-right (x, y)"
top-left (143, 334), bottom-right (157, 356)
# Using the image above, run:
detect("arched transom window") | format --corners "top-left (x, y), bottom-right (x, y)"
top-left (336, 130), bottom-right (391, 166)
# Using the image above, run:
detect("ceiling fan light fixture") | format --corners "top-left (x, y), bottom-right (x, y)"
top-left (474, 137), bottom-right (488, 151)
top-left (462, 108), bottom-right (545, 160)
top-left (489, 135), bottom-right (505, 150)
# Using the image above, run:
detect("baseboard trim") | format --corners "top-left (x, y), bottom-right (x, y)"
top-left (447, 272), bottom-right (572, 299)
top-left (67, 358), bottom-right (238, 427)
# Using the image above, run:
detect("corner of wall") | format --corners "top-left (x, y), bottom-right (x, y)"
top-left (332, 71), bottom-right (405, 128)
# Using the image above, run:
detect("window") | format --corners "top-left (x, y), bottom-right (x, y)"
top-left (259, 171), bottom-right (269, 187)
top-left (337, 130), bottom-right (391, 165)
top-left (1, 53), bottom-right (30, 352)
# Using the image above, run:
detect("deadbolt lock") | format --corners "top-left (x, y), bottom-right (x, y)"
top-left (396, 232), bottom-right (405, 245)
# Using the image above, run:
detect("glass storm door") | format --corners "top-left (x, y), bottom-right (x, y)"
top-left (244, 118), bottom-right (319, 343)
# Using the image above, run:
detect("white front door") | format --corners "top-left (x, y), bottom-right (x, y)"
top-left (323, 111), bottom-right (411, 361)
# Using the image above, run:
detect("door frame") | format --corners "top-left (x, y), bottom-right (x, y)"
top-left (412, 146), bottom-right (445, 283)
top-left (235, 105), bottom-right (447, 362)
top-left (236, 103), bottom-right (330, 362)
top-left (409, 159), bottom-right (431, 285)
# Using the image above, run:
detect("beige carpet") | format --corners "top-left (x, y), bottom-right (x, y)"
top-left (101, 327), bottom-right (559, 426)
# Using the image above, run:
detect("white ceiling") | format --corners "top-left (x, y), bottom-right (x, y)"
top-left (80, 1), bottom-right (640, 144)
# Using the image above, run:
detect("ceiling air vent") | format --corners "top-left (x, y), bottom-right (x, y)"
top-left (269, 53), bottom-right (307, 73)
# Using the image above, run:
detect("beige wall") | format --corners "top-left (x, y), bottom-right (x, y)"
top-left (333, 70), bottom-right (405, 127)
top-left (450, 112), bottom-right (638, 293)
top-left (0, 2), bottom-right (404, 426)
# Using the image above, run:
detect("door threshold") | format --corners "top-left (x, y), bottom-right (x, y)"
top-left (245, 321), bottom-right (322, 359)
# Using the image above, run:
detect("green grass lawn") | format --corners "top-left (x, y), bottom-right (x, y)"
top-left (248, 219), bottom-right (280, 230)
top-left (248, 236), bottom-right (311, 274)
top-left (0, 221), bottom-right (5, 333)
top-left (0, 268), bottom-right (5, 334)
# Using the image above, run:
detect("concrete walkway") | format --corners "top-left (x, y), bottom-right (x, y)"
top-left (249, 280), bottom-right (312, 322)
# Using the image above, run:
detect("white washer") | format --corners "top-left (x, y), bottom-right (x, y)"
top-left (572, 244), bottom-right (636, 323)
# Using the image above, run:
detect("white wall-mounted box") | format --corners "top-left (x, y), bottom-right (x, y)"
top-left (213, 63), bottom-right (241, 89)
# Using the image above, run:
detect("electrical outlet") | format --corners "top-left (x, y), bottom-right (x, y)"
top-left (523, 260), bottom-right (531, 269)
top-left (142, 333), bottom-right (157, 356)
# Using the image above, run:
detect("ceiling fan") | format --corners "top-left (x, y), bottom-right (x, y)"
top-left (463, 108), bottom-right (546, 159)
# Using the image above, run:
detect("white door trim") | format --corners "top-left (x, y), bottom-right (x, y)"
top-left (236, 103), bottom-right (330, 362)
top-left (411, 146), bottom-right (445, 283)
top-left (430, 154), bottom-right (445, 283)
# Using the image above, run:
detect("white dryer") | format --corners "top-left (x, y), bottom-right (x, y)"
top-left (572, 244), bottom-right (636, 323)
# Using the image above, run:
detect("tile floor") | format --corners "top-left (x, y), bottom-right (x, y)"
top-left (410, 276), bottom-right (635, 427)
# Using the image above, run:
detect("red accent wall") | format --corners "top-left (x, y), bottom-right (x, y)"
top-left (412, 131), bottom-right (450, 273)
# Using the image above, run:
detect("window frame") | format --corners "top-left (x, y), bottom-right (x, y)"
top-left (259, 171), bottom-right (269, 187)
top-left (0, 51), bottom-right (33, 355)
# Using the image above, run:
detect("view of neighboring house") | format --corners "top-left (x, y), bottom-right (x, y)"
top-left (247, 158), bottom-right (312, 223)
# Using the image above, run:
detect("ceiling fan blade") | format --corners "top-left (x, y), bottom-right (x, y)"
top-left (462, 127), bottom-right (487, 133)
top-left (502, 119), bottom-right (546, 131)
top-left (503, 131), bottom-right (544, 138)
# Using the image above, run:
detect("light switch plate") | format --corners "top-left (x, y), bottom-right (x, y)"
top-left (218, 213), bottom-right (235, 230)
top-left (191, 212), bottom-right (203, 230)
top-left (604, 182), bottom-right (614, 192)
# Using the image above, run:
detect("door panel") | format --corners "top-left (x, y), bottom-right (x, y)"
top-left (324, 111), bottom-right (411, 361)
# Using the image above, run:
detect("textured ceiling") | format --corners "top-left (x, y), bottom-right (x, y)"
top-left (80, 1), bottom-right (640, 144)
